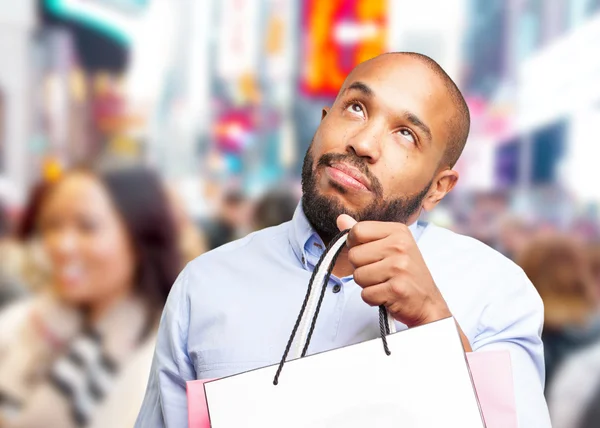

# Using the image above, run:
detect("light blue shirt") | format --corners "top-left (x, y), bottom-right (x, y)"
top-left (136, 204), bottom-right (550, 427)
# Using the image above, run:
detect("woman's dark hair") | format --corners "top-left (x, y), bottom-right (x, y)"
top-left (98, 166), bottom-right (181, 312)
top-left (17, 181), bottom-right (53, 240)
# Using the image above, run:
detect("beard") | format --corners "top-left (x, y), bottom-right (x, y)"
top-left (301, 144), bottom-right (432, 243)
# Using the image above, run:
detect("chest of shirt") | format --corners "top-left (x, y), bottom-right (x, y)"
top-left (186, 258), bottom-right (485, 380)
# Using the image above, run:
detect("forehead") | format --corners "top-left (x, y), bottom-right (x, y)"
top-left (339, 56), bottom-right (455, 141)
top-left (46, 174), bottom-right (111, 210)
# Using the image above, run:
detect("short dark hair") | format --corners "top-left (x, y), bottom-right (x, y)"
top-left (254, 189), bottom-right (299, 230)
top-left (388, 52), bottom-right (471, 168)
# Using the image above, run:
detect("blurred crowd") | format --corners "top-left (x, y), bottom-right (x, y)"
top-left (0, 165), bottom-right (600, 427)
top-left (442, 192), bottom-right (600, 428)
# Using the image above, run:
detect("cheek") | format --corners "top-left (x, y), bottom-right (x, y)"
top-left (313, 117), bottom-right (350, 153)
top-left (378, 149), bottom-right (435, 197)
top-left (85, 230), bottom-right (136, 291)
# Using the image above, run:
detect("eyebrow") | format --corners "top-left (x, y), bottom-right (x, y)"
top-left (344, 81), bottom-right (374, 97)
top-left (402, 111), bottom-right (432, 143)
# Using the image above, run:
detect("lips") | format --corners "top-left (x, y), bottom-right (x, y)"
top-left (327, 162), bottom-right (371, 191)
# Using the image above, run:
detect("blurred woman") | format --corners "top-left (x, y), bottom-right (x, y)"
top-left (518, 234), bottom-right (600, 393)
top-left (0, 166), bottom-right (180, 428)
top-left (0, 200), bottom-right (27, 308)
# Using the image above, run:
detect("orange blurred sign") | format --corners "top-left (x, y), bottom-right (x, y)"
top-left (300, 0), bottom-right (387, 98)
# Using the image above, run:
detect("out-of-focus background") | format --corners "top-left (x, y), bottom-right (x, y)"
top-left (1, 1), bottom-right (600, 427)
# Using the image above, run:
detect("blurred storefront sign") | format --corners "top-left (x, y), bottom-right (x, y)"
top-left (213, 109), bottom-right (255, 156)
top-left (467, 95), bottom-right (515, 141)
top-left (216, 0), bottom-right (260, 83)
top-left (43, 0), bottom-right (149, 44)
top-left (300, 0), bottom-right (387, 98)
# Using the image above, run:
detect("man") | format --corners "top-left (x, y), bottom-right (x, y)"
top-left (136, 53), bottom-right (550, 427)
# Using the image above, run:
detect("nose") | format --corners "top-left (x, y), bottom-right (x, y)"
top-left (345, 122), bottom-right (383, 163)
top-left (50, 228), bottom-right (79, 260)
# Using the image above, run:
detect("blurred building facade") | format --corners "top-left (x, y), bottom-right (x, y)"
top-left (0, 0), bottom-right (599, 233)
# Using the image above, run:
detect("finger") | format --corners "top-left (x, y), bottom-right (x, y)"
top-left (337, 214), bottom-right (357, 232)
top-left (353, 259), bottom-right (395, 287)
top-left (360, 282), bottom-right (395, 307)
top-left (347, 239), bottom-right (390, 267)
top-left (346, 221), bottom-right (406, 248)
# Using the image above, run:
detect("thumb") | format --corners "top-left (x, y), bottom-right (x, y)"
top-left (337, 214), bottom-right (358, 232)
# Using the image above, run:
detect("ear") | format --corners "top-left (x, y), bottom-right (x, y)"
top-left (422, 169), bottom-right (459, 212)
top-left (321, 107), bottom-right (330, 120)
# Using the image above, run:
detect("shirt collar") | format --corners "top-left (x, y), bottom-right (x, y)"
top-left (288, 201), bottom-right (422, 270)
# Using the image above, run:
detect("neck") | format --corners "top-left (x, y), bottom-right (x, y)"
top-left (331, 246), bottom-right (354, 278)
top-left (87, 287), bottom-right (133, 325)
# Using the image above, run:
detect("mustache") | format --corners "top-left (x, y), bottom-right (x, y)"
top-left (316, 152), bottom-right (382, 193)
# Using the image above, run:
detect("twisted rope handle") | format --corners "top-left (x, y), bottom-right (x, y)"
top-left (273, 229), bottom-right (395, 385)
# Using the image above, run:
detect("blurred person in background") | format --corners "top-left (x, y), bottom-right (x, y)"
top-left (252, 188), bottom-right (299, 231)
top-left (165, 185), bottom-right (207, 264)
top-left (0, 166), bottom-right (180, 428)
top-left (548, 330), bottom-right (600, 428)
top-left (496, 215), bottom-right (535, 261)
top-left (0, 200), bottom-right (27, 308)
top-left (587, 242), bottom-right (600, 304)
top-left (200, 188), bottom-right (252, 250)
top-left (518, 235), bottom-right (600, 393)
top-left (547, 241), bottom-right (600, 428)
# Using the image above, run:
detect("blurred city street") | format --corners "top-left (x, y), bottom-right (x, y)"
top-left (1, 0), bottom-right (600, 427)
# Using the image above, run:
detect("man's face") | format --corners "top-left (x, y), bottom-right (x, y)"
top-left (301, 55), bottom-right (457, 240)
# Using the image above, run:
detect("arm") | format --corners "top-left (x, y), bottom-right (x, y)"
top-left (135, 267), bottom-right (196, 428)
top-left (472, 269), bottom-right (551, 428)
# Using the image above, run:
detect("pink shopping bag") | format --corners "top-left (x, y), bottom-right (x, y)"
top-left (187, 350), bottom-right (517, 428)
top-left (187, 378), bottom-right (214, 428)
top-left (467, 350), bottom-right (518, 428)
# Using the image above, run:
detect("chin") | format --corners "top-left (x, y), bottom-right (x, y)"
top-left (54, 284), bottom-right (90, 306)
top-left (320, 183), bottom-right (373, 212)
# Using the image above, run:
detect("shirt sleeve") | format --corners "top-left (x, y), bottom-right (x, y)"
top-left (471, 268), bottom-right (551, 428)
top-left (135, 266), bottom-right (196, 428)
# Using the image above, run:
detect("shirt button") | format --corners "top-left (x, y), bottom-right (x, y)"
top-left (332, 284), bottom-right (341, 294)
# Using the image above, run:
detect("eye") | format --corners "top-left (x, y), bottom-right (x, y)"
top-left (399, 129), bottom-right (416, 144)
top-left (345, 102), bottom-right (365, 118)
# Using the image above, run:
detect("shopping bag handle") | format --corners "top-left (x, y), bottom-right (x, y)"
top-left (273, 229), bottom-right (394, 385)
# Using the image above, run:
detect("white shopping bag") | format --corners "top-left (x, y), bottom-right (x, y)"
top-left (203, 230), bottom-right (486, 428)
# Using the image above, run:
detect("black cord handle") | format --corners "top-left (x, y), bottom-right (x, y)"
top-left (273, 229), bottom-right (393, 386)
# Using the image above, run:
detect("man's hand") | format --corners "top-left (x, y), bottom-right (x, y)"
top-left (337, 214), bottom-right (451, 328)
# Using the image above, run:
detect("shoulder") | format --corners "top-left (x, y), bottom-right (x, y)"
top-left (167, 221), bottom-right (293, 302)
top-left (186, 221), bottom-right (291, 271)
top-left (420, 224), bottom-right (543, 329)
top-left (419, 223), bottom-right (533, 291)
top-left (420, 223), bottom-right (516, 269)
top-left (0, 298), bottom-right (33, 344)
top-left (208, 222), bottom-right (290, 256)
